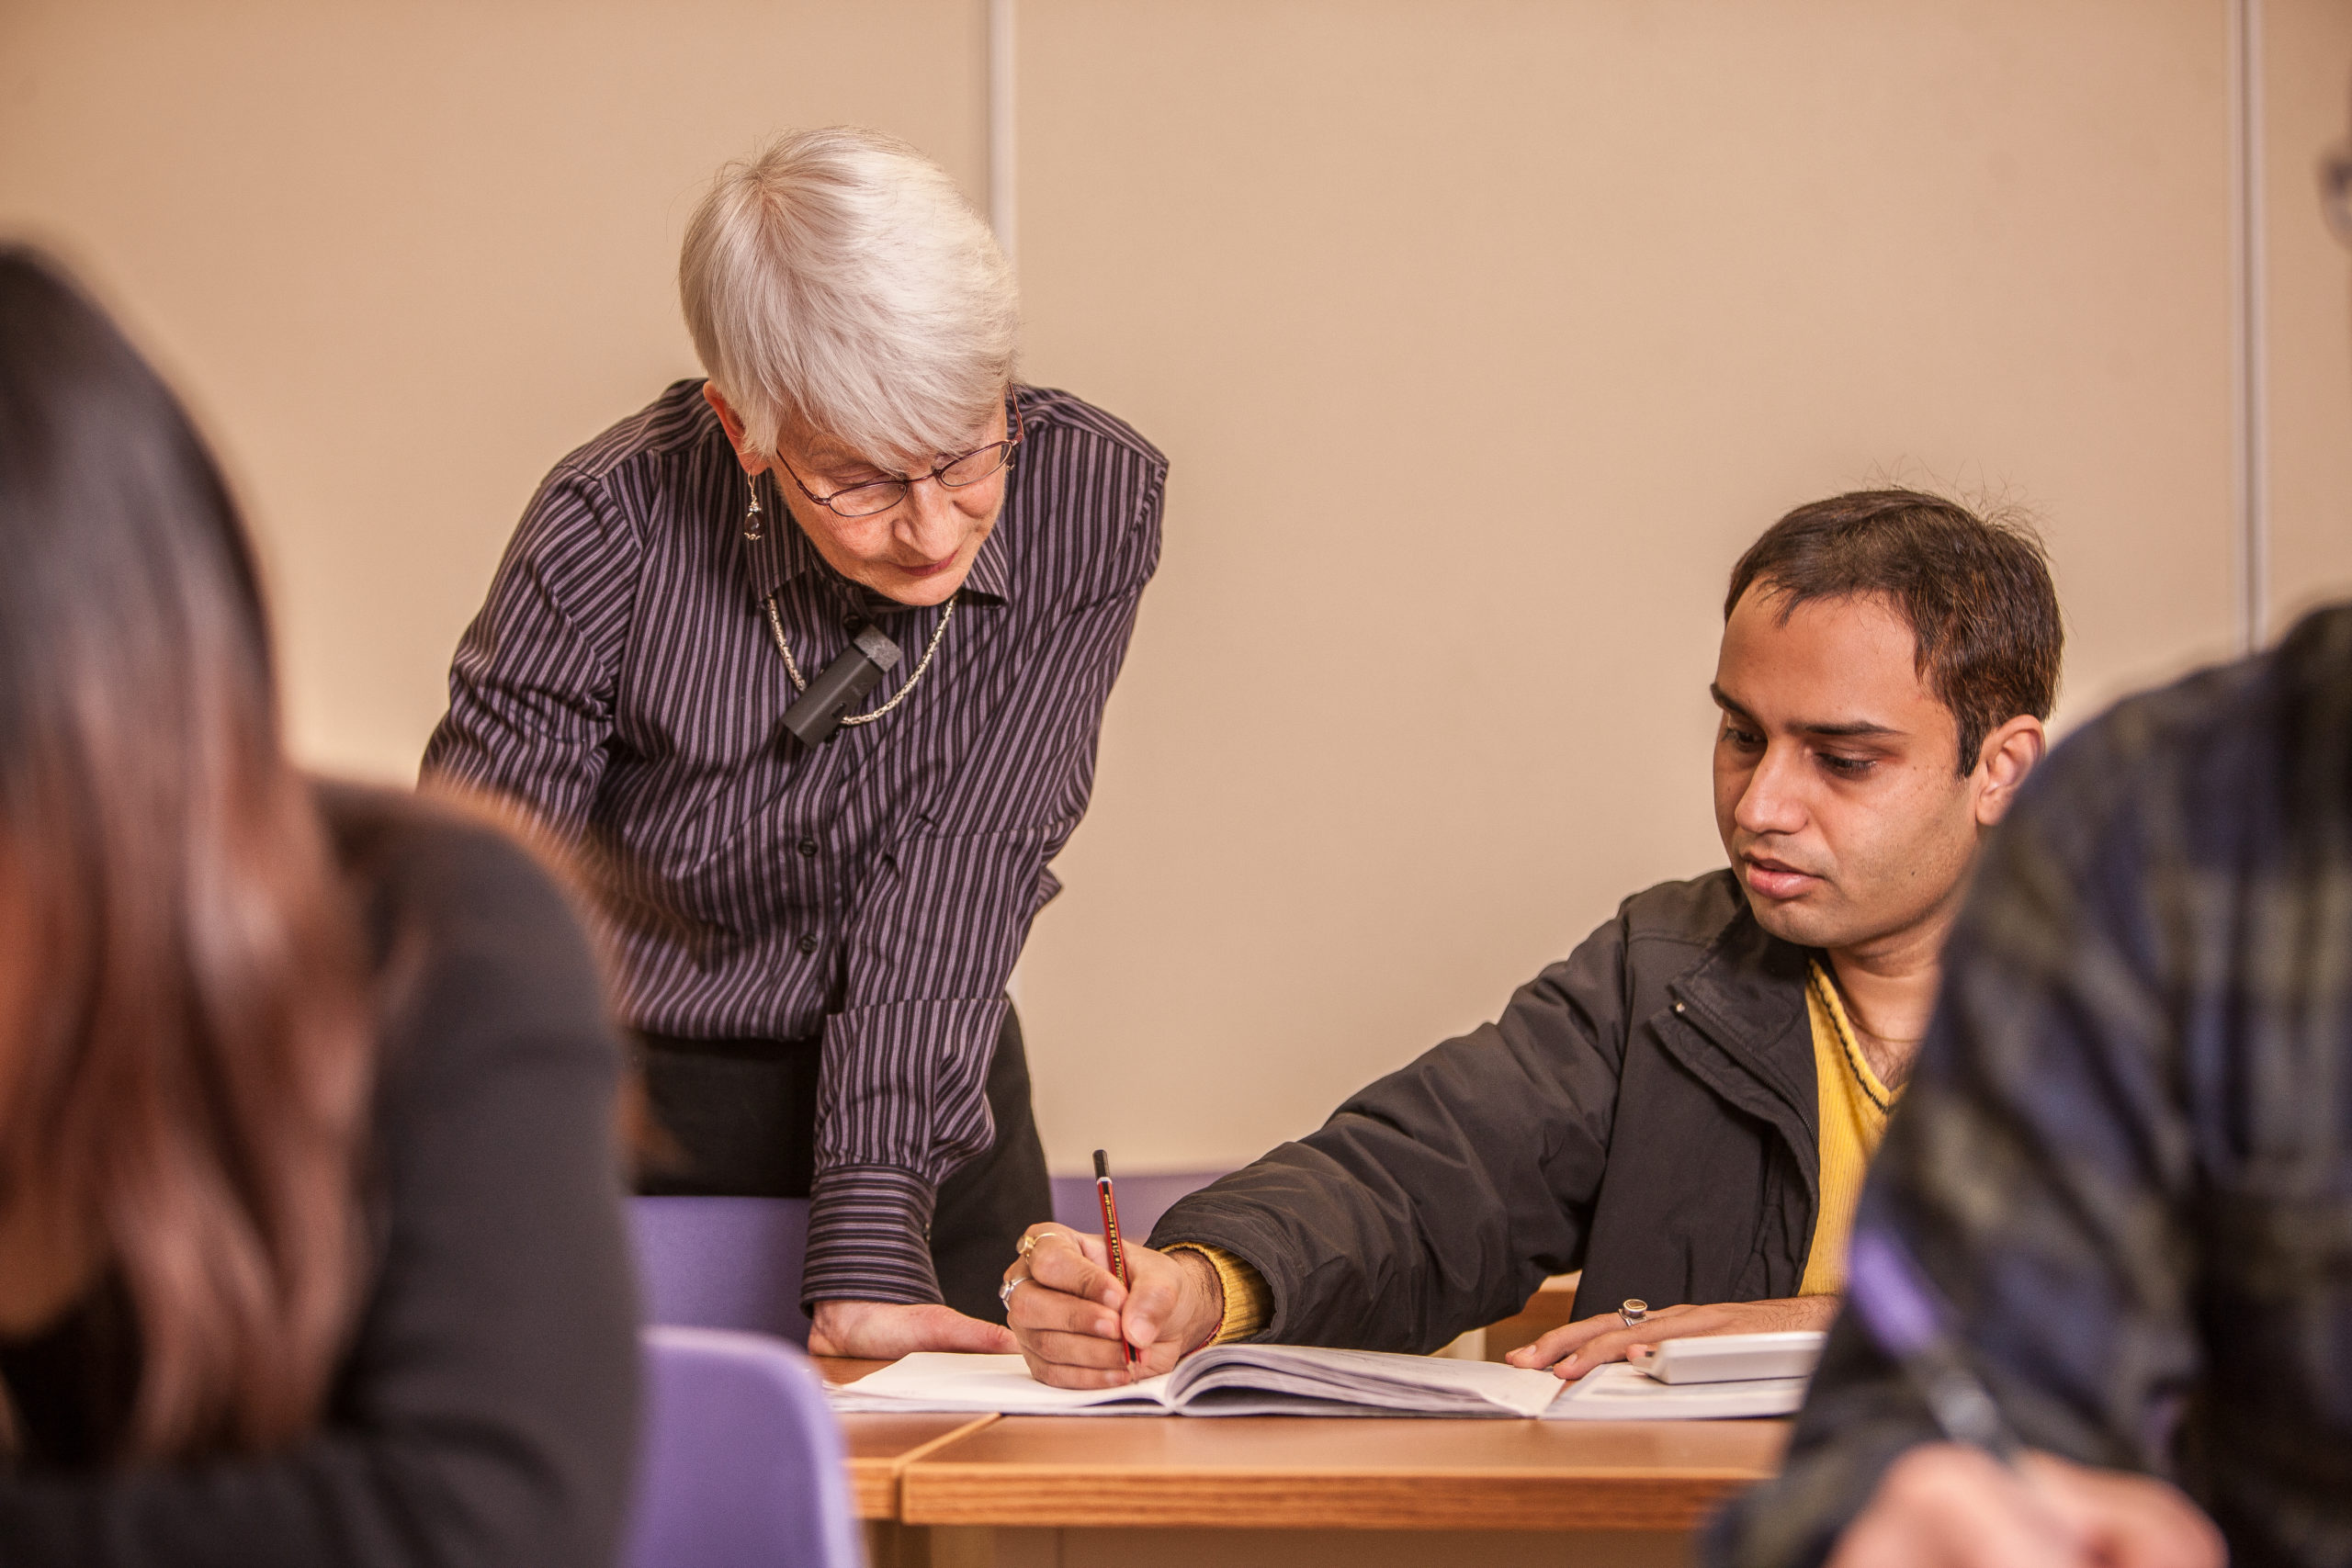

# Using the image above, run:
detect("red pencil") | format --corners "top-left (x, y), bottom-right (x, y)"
top-left (1093, 1147), bottom-right (1137, 1369)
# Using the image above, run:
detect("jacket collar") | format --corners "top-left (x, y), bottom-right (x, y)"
top-left (1655, 899), bottom-right (1820, 1179)
top-left (1670, 909), bottom-right (1815, 1110)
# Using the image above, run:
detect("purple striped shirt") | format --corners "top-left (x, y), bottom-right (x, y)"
top-left (422, 379), bottom-right (1165, 1303)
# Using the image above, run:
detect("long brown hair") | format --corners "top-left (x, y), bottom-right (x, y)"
top-left (0, 250), bottom-right (373, 1460)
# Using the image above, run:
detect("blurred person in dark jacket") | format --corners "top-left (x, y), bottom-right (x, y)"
top-left (1703, 110), bottom-right (2352, 1568)
top-left (0, 250), bottom-right (638, 1567)
top-left (1001, 490), bottom-right (2060, 1386)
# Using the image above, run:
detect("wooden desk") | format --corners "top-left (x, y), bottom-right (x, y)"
top-left (825, 1355), bottom-right (1000, 1517)
top-left (821, 1357), bottom-right (999, 1566)
top-left (822, 1355), bottom-right (1789, 1568)
top-left (902, 1415), bottom-right (1787, 1532)
top-left (842, 1412), bottom-right (996, 1517)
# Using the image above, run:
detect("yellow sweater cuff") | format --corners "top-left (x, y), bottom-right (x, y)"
top-left (1166, 1244), bottom-right (1272, 1345)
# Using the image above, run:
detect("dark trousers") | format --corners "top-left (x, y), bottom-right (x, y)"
top-left (633, 1005), bottom-right (1051, 1325)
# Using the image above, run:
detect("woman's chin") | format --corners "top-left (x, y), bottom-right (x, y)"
top-left (871, 563), bottom-right (969, 606)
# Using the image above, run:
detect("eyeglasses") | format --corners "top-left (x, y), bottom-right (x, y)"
top-left (776, 400), bottom-right (1023, 520)
top-left (2323, 139), bottom-right (2352, 248)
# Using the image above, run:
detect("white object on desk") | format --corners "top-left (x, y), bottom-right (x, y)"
top-left (1543, 1362), bottom-right (1808, 1420)
top-left (1632, 1330), bottom-right (1826, 1385)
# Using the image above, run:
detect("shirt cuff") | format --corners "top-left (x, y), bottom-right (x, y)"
top-left (1166, 1244), bottom-right (1271, 1344)
top-left (802, 1164), bottom-right (940, 1307)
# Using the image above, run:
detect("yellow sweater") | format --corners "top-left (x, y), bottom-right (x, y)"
top-left (1167, 1241), bottom-right (1272, 1344)
top-left (1798, 960), bottom-right (1899, 1296)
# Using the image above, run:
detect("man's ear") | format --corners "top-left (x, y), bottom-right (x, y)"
top-left (700, 383), bottom-right (768, 476)
top-left (1971, 714), bottom-right (2048, 828)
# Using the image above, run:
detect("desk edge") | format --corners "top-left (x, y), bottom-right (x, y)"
top-left (901, 1461), bottom-right (1769, 1530)
top-left (848, 1415), bottom-right (1001, 1519)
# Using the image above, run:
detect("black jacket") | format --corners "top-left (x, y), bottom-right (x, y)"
top-left (1152, 870), bottom-right (1825, 1351)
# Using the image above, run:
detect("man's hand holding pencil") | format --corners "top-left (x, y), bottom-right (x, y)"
top-left (1001, 1224), bottom-right (1226, 1388)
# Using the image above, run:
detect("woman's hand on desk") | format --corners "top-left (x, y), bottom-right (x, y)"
top-left (1504, 1294), bottom-right (1839, 1380)
top-left (1002, 1225), bottom-right (1222, 1387)
top-left (807, 1300), bottom-right (1015, 1359)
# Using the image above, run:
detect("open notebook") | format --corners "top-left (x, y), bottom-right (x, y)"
top-left (827, 1338), bottom-right (1815, 1420)
top-left (827, 1346), bottom-right (1566, 1418)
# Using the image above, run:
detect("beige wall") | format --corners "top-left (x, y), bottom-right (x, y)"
top-left (3, 1), bottom-right (2347, 1176)
top-left (0, 0), bottom-right (989, 769)
top-left (2267, 0), bottom-right (2352, 629)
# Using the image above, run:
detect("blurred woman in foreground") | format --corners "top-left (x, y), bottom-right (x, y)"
top-left (0, 249), bottom-right (638, 1564)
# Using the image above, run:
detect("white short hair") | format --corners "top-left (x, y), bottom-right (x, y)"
top-left (680, 127), bottom-right (1017, 463)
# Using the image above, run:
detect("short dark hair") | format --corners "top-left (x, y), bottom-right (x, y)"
top-left (1724, 489), bottom-right (2063, 773)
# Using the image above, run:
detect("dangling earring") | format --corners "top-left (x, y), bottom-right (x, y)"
top-left (742, 479), bottom-right (764, 541)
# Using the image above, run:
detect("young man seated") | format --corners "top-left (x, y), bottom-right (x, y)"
top-left (1003, 489), bottom-right (2063, 1388)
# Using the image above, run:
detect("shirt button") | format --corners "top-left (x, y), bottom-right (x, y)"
top-left (797, 838), bottom-right (819, 858)
top-left (797, 933), bottom-right (819, 955)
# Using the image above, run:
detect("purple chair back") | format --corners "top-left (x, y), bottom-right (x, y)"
top-left (624, 1326), bottom-right (862, 1568)
top-left (1049, 1168), bottom-right (1227, 1245)
top-left (630, 1197), bottom-right (811, 1344)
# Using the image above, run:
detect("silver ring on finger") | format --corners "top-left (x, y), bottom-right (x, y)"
top-left (999, 1272), bottom-right (1031, 1307)
top-left (1620, 1298), bottom-right (1648, 1329)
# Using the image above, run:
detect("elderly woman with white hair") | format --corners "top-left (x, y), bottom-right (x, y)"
top-left (424, 128), bottom-right (1164, 1358)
